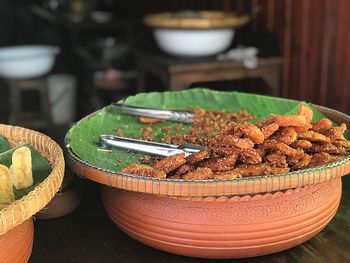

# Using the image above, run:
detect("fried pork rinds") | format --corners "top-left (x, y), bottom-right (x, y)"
top-left (292, 154), bottom-right (312, 170)
top-left (186, 150), bottom-right (209, 165)
top-left (324, 123), bottom-right (347, 142)
top-left (309, 152), bottom-right (334, 166)
top-left (298, 104), bottom-right (313, 123)
top-left (233, 164), bottom-right (269, 177)
top-left (221, 135), bottom-right (254, 149)
top-left (212, 171), bottom-right (241, 179)
top-left (239, 123), bottom-right (265, 144)
top-left (0, 164), bottom-right (15, 209)
top-left (181, 167), bottom-right (213, 180)
top-left (125, 103), bottom-right (350, 180)
top-left (298, 130), bottom-right (331, 144)
top-left (172, 164), bottom-right (194, 177)
top-left (271, 127), bottom-right (298, 145)
top-left (210, 146), bottom-right (236, 157)
top-left (264, 152), bottom-right (288, 167)
top-left (261, 123), bottom-right (279, 139)
top-left (152, 153), bottom-right (186, 174)
top-left (261, 140), bottom-right (299, 156)
top-left (308, 144), bottom-right (348, 155)
top-left (199, 154), bottom-right (237, 172)
top-left (286, 149), bottom-right (305, 166)
top-left (10, 146), bottom-right (33, 190)
top-left (293, 124), bottom-right (313, 133)
top-left (311, 118), bottom-right (332, 133)
top-left (270, 114), bottom-right (307, 127)
top-left (333, 139), bottom-right (350, 149)
top-left (291, 139), bottom-right (312, 149)
top-left (122, 164), bottom-right (166, 178)
top-left (236, 148), bottom-right (262, 164)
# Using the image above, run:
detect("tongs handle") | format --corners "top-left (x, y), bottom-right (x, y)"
top-left (111, 103), bottom-right (194, 124)
top-left (99, 135), bottom-right (203, 157)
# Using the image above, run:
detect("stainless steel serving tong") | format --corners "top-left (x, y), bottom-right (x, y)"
top-left (111, 103), bottom-right (194, 124)
top-left (99, 135), bottom-right (205, 157)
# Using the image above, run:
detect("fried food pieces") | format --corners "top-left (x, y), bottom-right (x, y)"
top-left (122, 104), bottom-right (350, 179)
top-left (10, 146), bottom-right (33, 190)
top-left (0, 164), bottom-right (15, 209)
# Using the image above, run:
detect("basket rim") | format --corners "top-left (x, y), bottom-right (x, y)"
top-left (0, 124), bottom-right (64, 235)
top-left (65, 98), bottom-right (350, 197)
top-left (144, 11), bottom-right (250, 29)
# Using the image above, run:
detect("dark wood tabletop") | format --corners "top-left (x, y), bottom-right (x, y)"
top-left (29, 174), bottom-right (350, 263)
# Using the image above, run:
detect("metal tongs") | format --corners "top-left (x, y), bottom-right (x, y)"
top-left (99, 135), bottom-right (205, 157)
top-left (111, 103), bottom-right (194, 124)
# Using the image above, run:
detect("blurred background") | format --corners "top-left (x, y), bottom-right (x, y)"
top-left (0, 0), bottom-right (349, 146)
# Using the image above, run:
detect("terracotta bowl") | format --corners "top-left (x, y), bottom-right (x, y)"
top-left (101, 178), bottom-right (341, 259)
top-left (0, 219), bottom-right (34, 263)
top-left (66, 101), bottom-right (350, 259)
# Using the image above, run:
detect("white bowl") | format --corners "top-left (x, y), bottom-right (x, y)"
top-left (0, 45), bottom-right (60, 79)
top-left (153, 28), bottom-right (234, 57)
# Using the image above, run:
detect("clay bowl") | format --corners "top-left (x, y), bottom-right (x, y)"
top-left (0, 219), bottom-right (33, 263)
top-left (66, 103), bottom-right (350, 259)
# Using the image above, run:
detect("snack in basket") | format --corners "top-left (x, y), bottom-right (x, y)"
top-left (0, 164), bottom-right (15, 209)
top-left (122, 104), bottom-right (350, 179)
top-left (10, 146), bottom-right (33, 190)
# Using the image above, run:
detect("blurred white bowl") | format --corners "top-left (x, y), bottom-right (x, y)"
top-left (0, 45), bottom-right (60, 79)
top-left (153, 28), bottom-right (234, 57)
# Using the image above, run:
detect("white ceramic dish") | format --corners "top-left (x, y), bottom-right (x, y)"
top-left (153, 28), bottom-right (234, 57)
top-left (0, 45), bottom-right (60, 79)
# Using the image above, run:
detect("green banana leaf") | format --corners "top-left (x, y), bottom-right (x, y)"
top-left (0, 143), bottom-right (52, 199)
top-left (67, 88), bottom-right (339, 172)
top-left (0, 135), bottom-right (11, 153)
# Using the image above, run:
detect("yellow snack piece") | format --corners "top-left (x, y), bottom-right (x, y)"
top-left (0, 164), bottom-right (15, 209)
top-left (10, 146), bottom-right (33, 190)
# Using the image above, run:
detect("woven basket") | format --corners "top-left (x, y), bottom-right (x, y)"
top-left (0, 124), bottom-right (65, 235)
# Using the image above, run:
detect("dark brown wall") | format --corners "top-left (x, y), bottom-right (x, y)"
top-left (238, 0), bottom-right (350, 113)
top-left (117, 0), bottom-right (350, 112)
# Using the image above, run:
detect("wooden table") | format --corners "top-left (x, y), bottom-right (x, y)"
top-left (136, 50), bottom-right (283, 96)
top-left (29, 175), bottom-right (350, 263)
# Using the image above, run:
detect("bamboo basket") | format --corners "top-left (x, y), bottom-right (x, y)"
top-left (0, 124), bottom-right (65, 261)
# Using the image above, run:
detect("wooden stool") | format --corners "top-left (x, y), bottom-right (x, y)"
top-left (8, 78), bottom-right (51, 130)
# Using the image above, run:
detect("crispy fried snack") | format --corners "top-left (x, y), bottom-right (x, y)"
top-left (186, 150), bottom-right (209, 165)
top-left (264, 152), bottom-right (288, 167)
top-left (291, 139), bottom-right (312, 149)
top-left (312, 118), bottom-right (332, 133)
top-left (172, 164), bottom-right (194, 177)
top-left (181, 167), bottom-right (213, 180)
top-left (199, 154), bottom-right (237, 172)
top-left (0, 164), bottom-right (15, 209)
top-left (122, 164), bottom-right (166, 178)
top-left (270, 114), bottom-right (307, 127)
top-left (239, 123), bottom-right (264, 144)
top-left (221, 135), bottom-right (254, 149)
top-left (233, 164), bottom-right (269, 177)
top-left (298, 104), bottom-right (313, 123)
top-left (261, 123), bottom-right (279, 139)
top-left (121, 103), bottom-right (350, 180)
top-left (152, 153), bottom-right (186, 174)
top-left (271, 127), bottom-right (298, 145)
top-left (10, 146), bottom-right (33, 190)
top-left (298, 131), bottom-right (331, 143)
